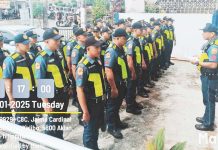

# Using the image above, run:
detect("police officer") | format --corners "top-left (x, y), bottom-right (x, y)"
top-left (167, 18), bottom-right (176, 66)
top-left (85, 23), bottom-right (94, 37)
top-left (151, 21), bottom-right (162, 80)
top-left (0, 34), bottom-right (11, 144)
top-left (71, 27), bottom-right (87, 124)
top-left (93, 26), bottom-right (101, 41)
top-left (35, 29), bottom-right (69, 139)
top-left (100, 26), bottom-right (111, 65)
top-left (26, 30), bottom-right (42, 57)
top-left (105, 29), bottom-right (129, 139)
top-left (161, 16), bottom-right (170, 68)
top-left (191, 23), bottom-right (218, 131)
top-left (3, 34), bottom-right (36, 150)
top-left (126, 22), bottom-right (147, 115)
top-left (116, 19), bottom-right (126, 30)
top-left (76, 36), bottom-right (106, 149)
top-left (95, 18), bottom-right (103, 29)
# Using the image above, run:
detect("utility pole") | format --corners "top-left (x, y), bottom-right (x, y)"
top-left (80, 0), bottom-right (86, 28)
top-left (43, 0), bottom-right (48, 28)
top-left (28, 0), bottom-right (33, 26)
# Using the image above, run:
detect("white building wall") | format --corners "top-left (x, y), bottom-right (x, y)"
top-left (120, 13), bottom-right (212, 60)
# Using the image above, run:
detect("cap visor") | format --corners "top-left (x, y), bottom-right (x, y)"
top-left (22, 40), bottom-right (30, 45)
top-left (52, 35), bottom-right (63, 40)
top-left (93, 41), bottom-right (103, 47)
top-left (31, 34), bottom-right (38, 38)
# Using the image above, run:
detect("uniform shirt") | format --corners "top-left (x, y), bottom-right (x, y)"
top-left (3, 52), bottom-right (34, 79)
top-left (104, 43), bottom-right (128, 82)
top-left (76, 54), bottom-right (96, 87)
top-left (66, 39), bottom-right (77, 57)
top-left (34, 47), bottom-right (54, 79)
top-left (207, 45), bottom-right (218, 62)
top-left (168, 25), bottom-right (175, 41)
top-left (0, 48), bottom-right (10, 78)
top-left (71, 43), bottom-right (85, 65)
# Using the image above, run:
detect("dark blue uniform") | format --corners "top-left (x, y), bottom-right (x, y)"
top-left (126, 36), bottom-right (143, 109)
top-left (0, 48), bottom-right (12, 119)
top-left (3, 52), bottom-right (36, 127)
top-left (35, 47), bottom-right (69, 139)
top-left (200, 40), bottom-right (218, 127)
top-left (76, 54), bottom-right (105, 150)
top-left (105, 43), bottom-right (128, 132)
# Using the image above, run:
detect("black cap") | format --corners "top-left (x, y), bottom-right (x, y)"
top-left (14, 34), bottom-right (30, 44)
top-left (96, 18), bottom-right (102, 23)
top-left (43, 28), bottom-right (63, 41)
top-left (85, 23), bottom-right (92, 29)
top-left (0, 34), bottom-right (3, 41)
top-left (201, 23), bottom-right (218, 33)
top-left (73, 28), bottom-right (87, 36)
top-left (163, 16), bottom-right (168, 21)
top-left (150, 18), bottom-right (155, 22)
top-left (116, 19), bottom-right (125, 25)
top-left (93, 26), bottom-right (100, 32)
top-left (112, 28), bottom-right (128, 38)
top-left (132, 22), bottom-right (143, 29)
top-left (153, 21), bottom-right (161, 26)
top-left (26, 31), bottom-right (38, 38)
top-left (85, 36), bottom-right (102, 48)
top-left (101, 27), bottom-right (110, 33)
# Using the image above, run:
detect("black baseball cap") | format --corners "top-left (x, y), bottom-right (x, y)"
top-left (116, 19), bottom-right (125, 25)
top-left (73, 28), bottom-right (87, 36)
top-left (85, 36), bottom-right (102, 48)
top-left (132, 22), bottom-right (143, 29)
top-left (163, 16), bottom-right (168, 21)
top-left (96, 18), bottom-right (102, 23)
top-left (153, 21), bottom-right (161, 26)
top-left (112, 28), bottom-right (128, 38)
top-left (93, 26), bottom-right (100, 32)
top-left (201, 23), bottom-right (218, 33)
top-left (14, 34), bottom-right (30, 45)
top-left (43, 28), bottom-right (63, 41)
top-left (85, 23), bottom-right (92, 29)
top-left (101, 27), bottom-right (110, 33)
top-left (26, 31), bottom-right (38, 38)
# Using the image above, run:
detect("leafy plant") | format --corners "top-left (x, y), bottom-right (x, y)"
top-left (146, 129), bottom-right (186, 150)
top-left (92, 0), bottom-right (108, 19)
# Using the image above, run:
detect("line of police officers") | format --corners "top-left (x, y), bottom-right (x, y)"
top-left (0, 16), bottom-right (175, 150)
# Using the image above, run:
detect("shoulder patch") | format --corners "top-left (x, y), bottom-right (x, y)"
top-left (71, 51), bottom-right (76, 57)
top-left (77, 67), bottom-right (84, 75)
top-left (212, 48), bottom-right (218, 55)
top-left (106, 53), bottom-right (111, 58)
top-left (35, 62), bottom-right (40, 69)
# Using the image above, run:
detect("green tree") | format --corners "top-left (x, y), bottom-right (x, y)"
top-left (70, 0), bottom-right (77, 7)
top-left (55, 0), bottom-right (66, 7)
top-left (92, 0), bottom-right (108, 19)
top-left (33, 2), bottom-right (43, 19)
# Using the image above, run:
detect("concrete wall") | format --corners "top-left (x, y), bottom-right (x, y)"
top-left (119, 13), bottom-right (212, 60)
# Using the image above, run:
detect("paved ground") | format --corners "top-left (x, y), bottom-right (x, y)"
top-left (64, 60), bottom-right (218, 150)
top-left (1, 60), bottom-right (218, 150)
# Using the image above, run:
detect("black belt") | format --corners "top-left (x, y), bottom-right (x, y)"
top-left (89, 94), bottom-right (106, 103)
top-left (55, 86), bottom-right (69, 94)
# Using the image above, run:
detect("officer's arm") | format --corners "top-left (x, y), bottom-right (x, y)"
top-left (104, 50), bottom-right (117, 90)
top-left (66, 43), bottom-right (72, 74)
top-left (76, 65), bottom-right (89, 115)
top-left (105, 68), bottom-right (117, 90)
top-left (127, 55), bottom-right (136, 75)
top-left (4, 79), bottom-right (13, 101)
top-left (3, 57), bottom-right (16, 102)
top-left (71, 49), bottom-right (79, 79)
top-left (67, 56), bottom-right (72, 74)
top-left (199, 62), bottom-right (218, 69)
top-left (77, 87), bottom-right (89, 114)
